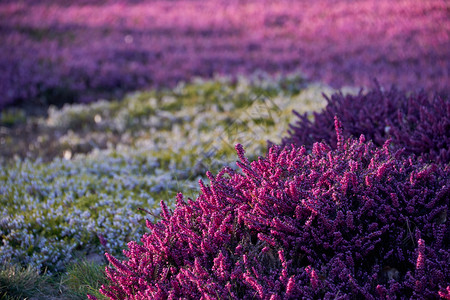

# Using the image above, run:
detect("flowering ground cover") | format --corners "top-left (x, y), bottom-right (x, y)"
top-left (1, 1), bottom-right (449, 297)
top-left (1, 75), bottom-right (353, 298)
top-left (1, 0), bottom-right (448, 108)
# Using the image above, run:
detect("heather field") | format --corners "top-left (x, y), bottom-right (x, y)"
top-left (1, 1), bottom-right (449, 299)
top-left (1, 0), bottom-right (449, 108)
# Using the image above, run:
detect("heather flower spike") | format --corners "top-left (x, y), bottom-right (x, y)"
top-left (98, 234), bottom-right (108, 248)
top-left (235, 143), bottom-right (249, 165)
top-left (333, 116), bottom-right (342, 150)
top-left (98, 135), bottom-right (449, 299)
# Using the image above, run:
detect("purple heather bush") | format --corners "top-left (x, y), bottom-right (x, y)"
top-left (281, 85), bottom-right (450, 165)
top-left (92, 119), bottom-right (449, 299)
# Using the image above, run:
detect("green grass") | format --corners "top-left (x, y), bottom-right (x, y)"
top-left (0, 262), bottom-right (45, 299)
top-left (0, 260), bottom-right (109, 299)
top-left (61, 260), bottom-right (108, 300)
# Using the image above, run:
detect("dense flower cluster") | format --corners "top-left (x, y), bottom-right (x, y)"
top-left (281, 85), bottom-right (450, 165)
top-left (95, 120), bottom-right (449, 299)
top-left (1, 0), bottom-right (448, 108)
top-left (0, 154), bottom-right (162, 273)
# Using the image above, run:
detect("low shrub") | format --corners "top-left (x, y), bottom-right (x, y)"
top-left (281, 85), bottom-right (449, 165)
top-left (93, 119), bottom-right (449, 299)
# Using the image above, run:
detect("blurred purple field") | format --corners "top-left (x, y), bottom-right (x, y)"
top-left (1, 0), bottom-right (449, 108)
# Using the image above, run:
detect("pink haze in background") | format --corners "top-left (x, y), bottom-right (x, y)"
top-left (0, 0), bottom-right (448, 107)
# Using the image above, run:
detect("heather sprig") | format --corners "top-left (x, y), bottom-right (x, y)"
top-left (282, 85), bottom-right (450, 165)
top-left (97, 121), bottom-right (449, 299)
